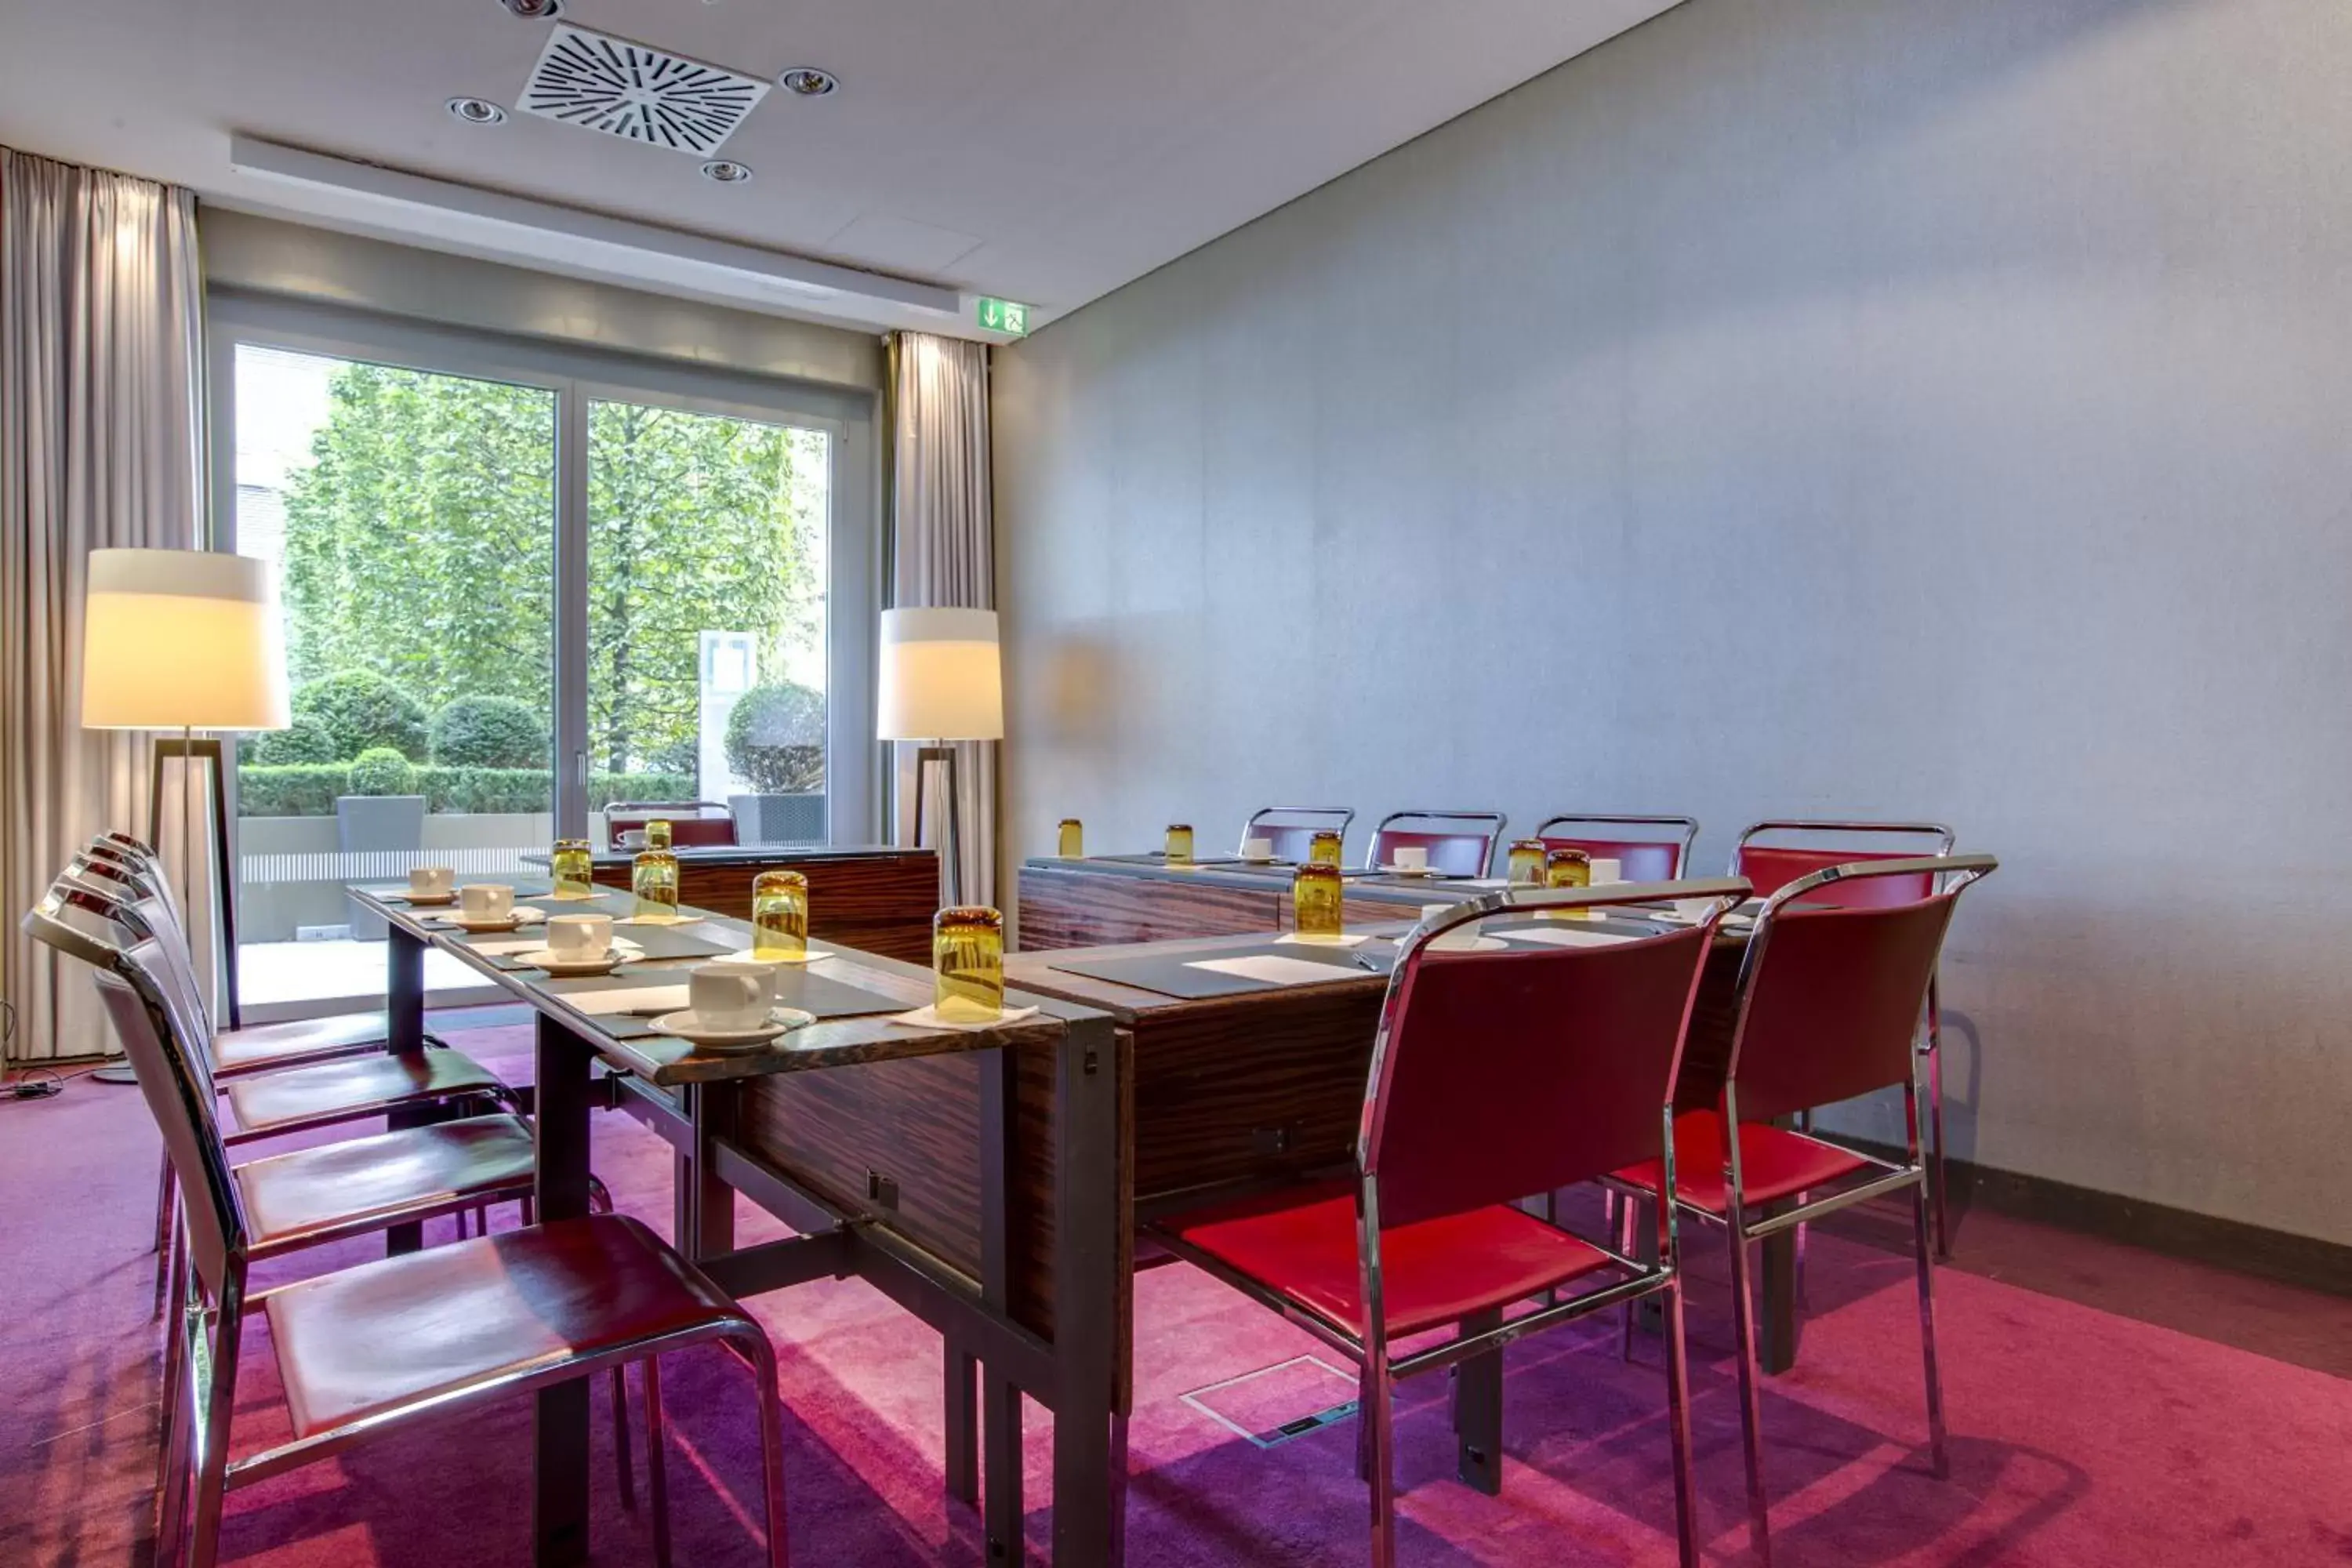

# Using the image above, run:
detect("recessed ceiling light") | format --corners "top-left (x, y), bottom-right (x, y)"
top-left (446, 96), bottom-right (509, 126)
top-left (497, 0), bottom-right (562, 18)
top-left (778, 67), bottom-right (838, 98)
top-left (700, 158), bottom-right (754, 184)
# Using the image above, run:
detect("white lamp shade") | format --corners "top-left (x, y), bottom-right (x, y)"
top-left (82, 549), bottom-right (292, 731)
top-left (877, 607), bottom-right (1003, 741)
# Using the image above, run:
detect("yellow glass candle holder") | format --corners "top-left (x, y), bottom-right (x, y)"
top-left (1058, 818), bottom-right (1084, 858)
top-left (632, 848), bottom-right (680, 920)
top-left (1164, 824), bottom-right (1196, 865)
top-left (1542, 847), bottom-right (1592, 918)
top-left (1507, 839), bottom-right (1547, 887)
top-left (934, 906), bottom-right (1006, 1022)
top-left (1307, 830), bottom-right (1343, 867)
top-left (752, 869), bottom-right (809, 960)
top-left (644, 818), bottom-right (673, 851)
top-left (1292, 862), bottom-right (1345, 939)
top-left (552, 837), bottom-right (594, 898)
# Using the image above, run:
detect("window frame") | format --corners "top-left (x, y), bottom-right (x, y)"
top-left (205, 288), bottom-right (883, 846)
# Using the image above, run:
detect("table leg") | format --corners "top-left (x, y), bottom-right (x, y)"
top-left (946, 1341), bottom-right (979, 1505)
top-left (1454, 1309), bottom-right (1504, 1495)
top-left (1051, 1018), bottom-right (1121, 1568)
top-left (688, 1082), bottom-right (737, 1261)
top-left (384, 924), bottom-right (429, 1254)
top-left (1759, 1225), bottom-right (1800, 1374)
top-left (532, 1014), bottom-right (594, 1567)
top-left (983, 1365), bottom-right (1023, 1566)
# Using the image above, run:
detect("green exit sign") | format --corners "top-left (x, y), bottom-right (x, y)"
top-left (976, 297), bottom-right (1030, 336)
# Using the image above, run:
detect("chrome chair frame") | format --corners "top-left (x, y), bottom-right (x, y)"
top-left (1732, 819), bottom-right (1961, 1255)
top-left (71, 947), bottom-right (786, 1568)
top-left (1236, 805), bottom-right (1356, 858)
top-left (1361, 809), bottom-right (1509, 877)
top-left (1532, 813), bottom-right (1702, 877)
top-left (1619, 853), bottom-right (1994, 1566)
top-left (1149, 877), bottom-right (1750, 1568)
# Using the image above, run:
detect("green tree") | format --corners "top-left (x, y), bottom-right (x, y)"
top-left (275, 367), bottom-right (824, 778)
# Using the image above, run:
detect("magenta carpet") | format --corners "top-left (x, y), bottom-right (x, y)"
top-left (5, 1021), bottom-right (2349, 1566)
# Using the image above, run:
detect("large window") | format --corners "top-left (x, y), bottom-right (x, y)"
top-left (212, 296), bottom-right (876, 1018)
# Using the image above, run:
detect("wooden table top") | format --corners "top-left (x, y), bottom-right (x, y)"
top-left (351, 883), bottom-right (1093, 1088)
top-left (1022, 854), bottom-right (1498, 904)
top-left (520, 844), bottom-right (935, 870)
top-left (1006, 927), bottom-right (1409, 1022)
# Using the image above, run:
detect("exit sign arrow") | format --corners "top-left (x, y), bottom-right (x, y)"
top-left (976, 296), bottom-right (1030, 336)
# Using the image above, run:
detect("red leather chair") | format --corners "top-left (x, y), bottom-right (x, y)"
top-left (1732, 821), bottom-right (1961, 1254)
top-left (1147, 877), bottom-right (1750, 1568)
top-left (65, 922), bottom-right (789, 1568)
top-left (1237, 805), bottom-right (1356, 862)
top-left (1363, 809), bottom-right (1508, 877)
top-left (1534, 813), bottom-right (1700, 884)
top-left (1613, 853), bottom-right (1995, 1566)
top-left (607, 801), bottom-right (739, 850)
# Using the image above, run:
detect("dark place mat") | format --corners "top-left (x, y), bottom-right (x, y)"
top-left (533, 965), bottom-right (905, 1023)
top-left (1049, 941), bottom-right (1388, 1001)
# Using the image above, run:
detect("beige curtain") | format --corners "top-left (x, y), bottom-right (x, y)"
top-left (889, 332), bottom-right (998, 906)
top-left (1, 148), bottom-right (205, 1062)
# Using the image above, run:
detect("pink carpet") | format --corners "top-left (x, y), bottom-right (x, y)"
top-left (5, 1021), bottom-right (2348, 1566)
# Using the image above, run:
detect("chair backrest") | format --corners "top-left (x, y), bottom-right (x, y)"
top-left (1238, 806), bottom-right (1356, 862)
top-left (1359, 878), bottom-right (1748, 1229)
top-left (1534, 814), bottom-right (1700, 883)
top-left (1726, 855), bottom-right (1995, 1123)
top-left (64, 857), bottom-right (216, 1041)
top-left (1365, 810), bottom-right (1508, 877)
top-left (1731, 820), bottom-right (1955, 909)
top-left (605, 802), bottom-right (739, 850)
top-left (23, 888), bottom-right (246, 1298)
top-left (82, 835), bottom-right (185, 927)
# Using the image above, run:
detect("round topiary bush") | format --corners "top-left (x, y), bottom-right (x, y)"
top-left (249, 720), bottom-right (340, 766)
top-left (724, 682), bottom-right (826, 794)
top-left (290, 670), bottom-right (430, 761)
top-left (430, 694), bottom-right (547, 768)
top-left (347, 747), bottom-right (419, 797)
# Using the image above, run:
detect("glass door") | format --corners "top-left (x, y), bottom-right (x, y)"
top-left (228, 343), bottom-right (556, 1018)
top-left (583, 397), bottom-right (832, 850)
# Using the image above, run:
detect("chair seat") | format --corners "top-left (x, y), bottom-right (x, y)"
top-left (212, 1012), bottom-right (401, 1076)
top-left (237, 1114), bottom-right (537, 1254)
top-left (1157, 1181), bottom-right (1616, 1340)
top-left (1613, 1109), bottom-right (1873, 1214)
top-left (267, 1215), bottom-right (741, 1437)
top-left (223, 1047), bottom-right (506, 1139)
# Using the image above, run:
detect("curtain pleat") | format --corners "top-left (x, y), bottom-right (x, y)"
top-left (889, 332), bottom-right (998, 907)
top-left (1, 147), bottom-right (205, 1061)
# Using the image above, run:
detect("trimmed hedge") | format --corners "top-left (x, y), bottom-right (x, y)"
top-left (347, 748), bottom-right (419, 797)
top-left (285, 671), bottom-right (430, 761)
top-left (431, 695), bottom-right (548, 768)
top-left (238, 766), bottom-right (696, 818)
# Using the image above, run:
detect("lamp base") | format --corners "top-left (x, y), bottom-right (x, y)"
top-left (90, 1062), bottom-right (139, 1084)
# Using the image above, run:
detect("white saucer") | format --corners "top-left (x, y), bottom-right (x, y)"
top-left (1379, 865), bottom-right (1439, 878)
top-left (648, 1006), bottom-right (816, 1053)
top-left (446, 906), bottom-right (546, 931)
top-left (404, 890), bottom-right (458, 906)
top-left (516, 948), bottom-right (626, 975)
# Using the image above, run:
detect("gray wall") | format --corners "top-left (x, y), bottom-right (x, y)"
top-left (992, 0), bottom-right (2352, 1243)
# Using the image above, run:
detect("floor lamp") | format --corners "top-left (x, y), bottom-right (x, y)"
top-left (878, 608), bottom-right (1003, 909)
top-left (82, 549), bottom-right (290, 1073)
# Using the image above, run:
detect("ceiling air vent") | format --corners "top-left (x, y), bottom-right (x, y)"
top-left (518, 24), bottom-right (768, 156)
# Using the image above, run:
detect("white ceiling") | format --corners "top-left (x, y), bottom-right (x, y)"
top-left (0, 0), bottom-right (1678, 338)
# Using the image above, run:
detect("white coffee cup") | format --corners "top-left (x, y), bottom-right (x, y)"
top-left (688, 964), bottom-right (768, 1030)
top-left (1394, 846), bottom-right (1429, 873)
top-left (618, 829), bottom-right (648, 850)
top-left (460, 884), bottom-right (515, 919)
top-left (1590, 858), bottom-right (1623, 886)
top-left (1424, 902), bottom-right (1480, 951)
top-left (410, 866), bottom-right (456, 896)
top-left (1243, 837), bottom-right (1276, 862)
top-left (702, 956), bottom-right (779, 1010)
top-left (547, 913), bottom-right (612, 958)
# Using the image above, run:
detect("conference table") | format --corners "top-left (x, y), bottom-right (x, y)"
top-left (1013, 852), bottom-right (1803, 1374)
top-left (354, 881), bottom-right (1127, 1568)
